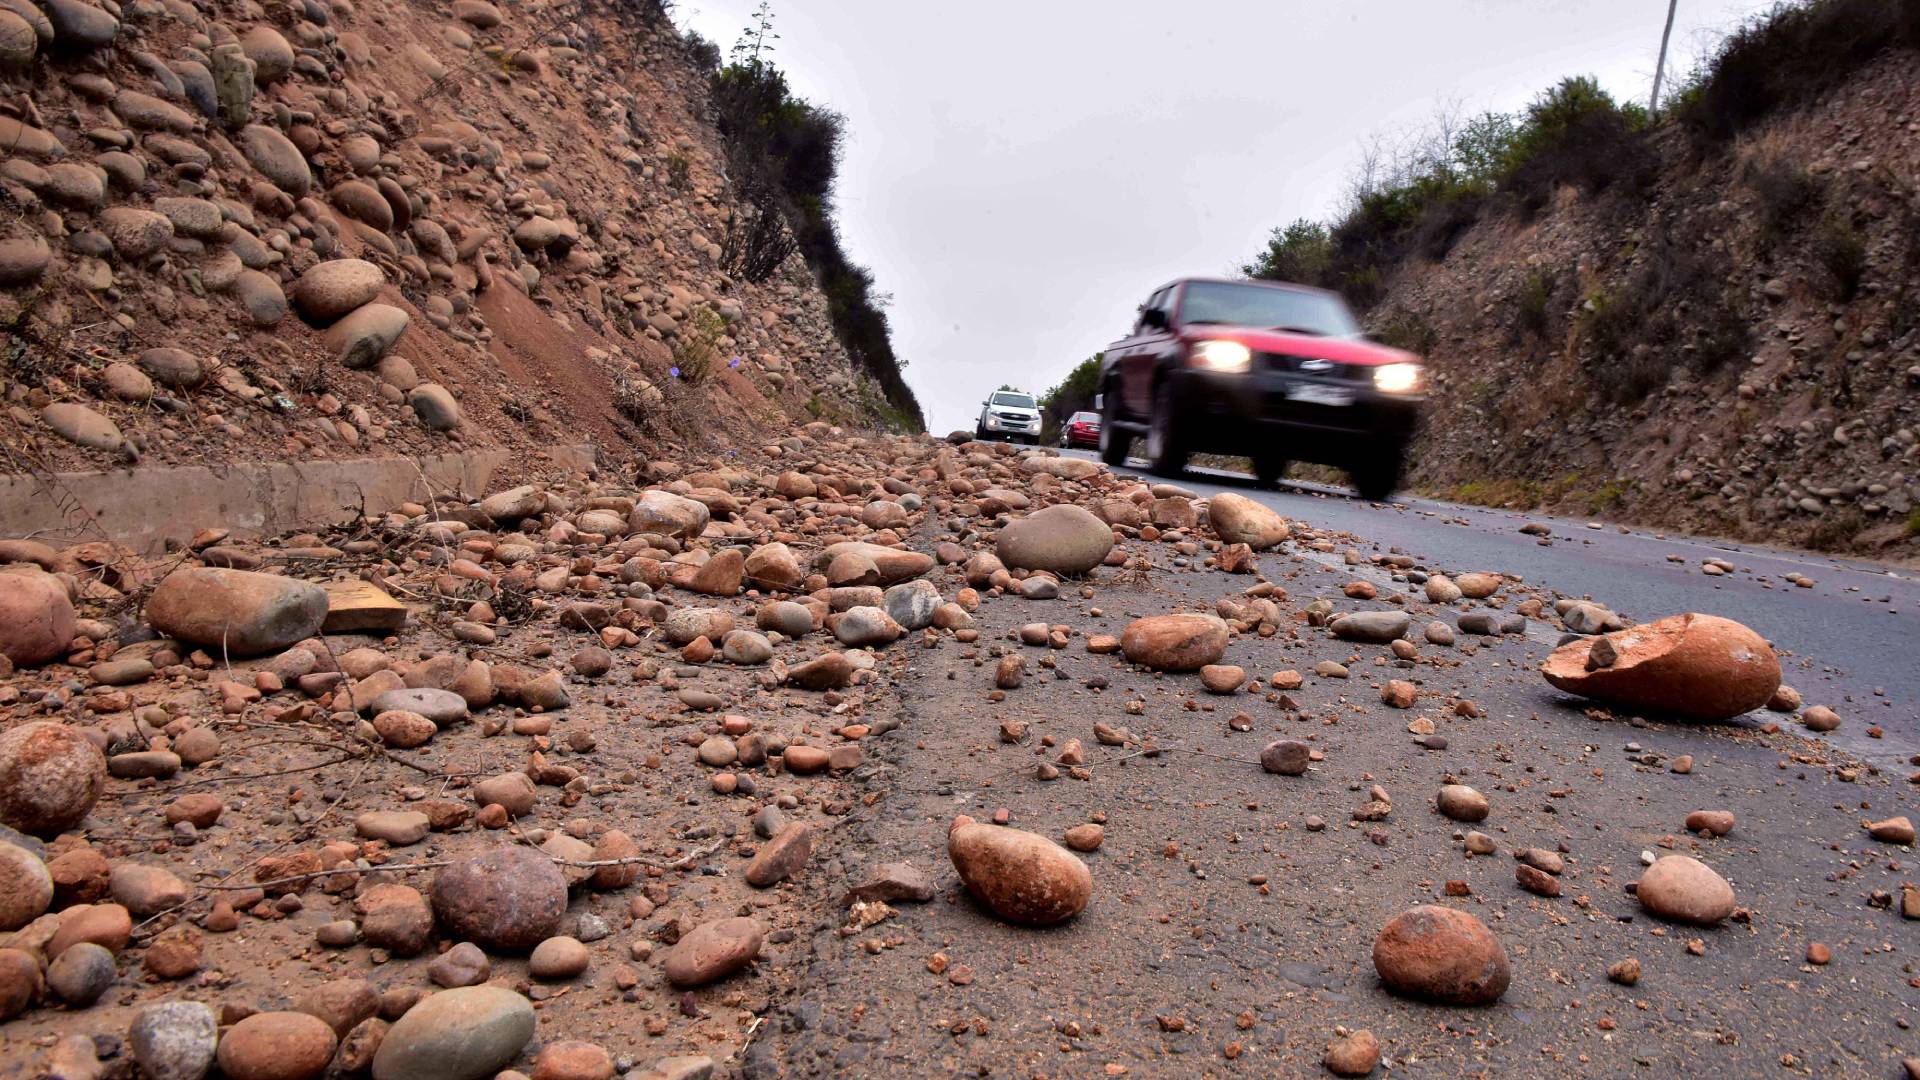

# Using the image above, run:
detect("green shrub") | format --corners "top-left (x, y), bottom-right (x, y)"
top-left (1244, 219), bottom-right (1332, 285)
top-left (1582, 235), bottom-right (1746, 403)
top-left (710, 49), bottom-right (924, 429)
top-left (1038, 353), bottom-right (1102, 438)
top-left (1906, 508), bottom-right (1920, 537)
top-left (1501, 77), bottom-right (1653, 212)
top-left (671, 306), bottom-right (725, 384)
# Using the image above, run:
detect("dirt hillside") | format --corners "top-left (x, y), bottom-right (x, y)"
top-left (1373, 53), bottom-right (1920, 560)
top-left (2, 0), bottom-right (899, 494)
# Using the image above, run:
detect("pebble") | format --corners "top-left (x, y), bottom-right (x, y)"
top-left (1434, 785), bottom-right (1488, 823)
top-left (45, 941), bottom-right (114, 1006)
top-left (529, 936), bottom-right (590, 980)
top-left (1323, 1028), bottom-right (1381, 1076)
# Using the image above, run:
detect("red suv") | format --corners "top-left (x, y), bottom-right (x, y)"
top-left (1096, 277), bottom-right (1424, 499)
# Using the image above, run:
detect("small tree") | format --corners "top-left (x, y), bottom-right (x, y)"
top-left (1243, 219), bottom-right (1332, 285)
top-left (731, 1), bottom-right (779, 68)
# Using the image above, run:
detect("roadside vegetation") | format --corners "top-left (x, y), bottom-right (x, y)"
top-left (1241, 0), bottom-right (1913, 411)
top-left (1036, 355), bottom-right (1100, 443)
top-left (695, 5), bottom-right (925, 431)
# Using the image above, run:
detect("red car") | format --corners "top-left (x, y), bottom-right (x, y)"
top-left (1096, 277), bottom-right (1425, 499)
top-left (1058, 410), bottom-right (1101, 449)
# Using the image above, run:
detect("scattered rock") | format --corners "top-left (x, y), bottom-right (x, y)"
top-left (144, 568), bottom-right (328, 656)
top-left (948, 817), bottom-right (1091, 926)
top-left (0, 722), bottom-right (107, 836)
top-left (1120, 613), bottom-right (1229, 671)
top-left (662, 917), bottom-right (764, 987)
top-left (1372, 905), bottom-right (1510, 1005)
top-left (431, 847), bottom-right (567, 952)
top-left (1541, 614), bottom-right (1780, 720)
top-left (1635, 855), bottom-right (1735, 925)
top-left (371, 986), bottom-right (536, 1080)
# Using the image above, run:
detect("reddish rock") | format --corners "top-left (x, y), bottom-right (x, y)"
top-left (745, 823), bottom-right (815, 887)
top-left (786, 652), bottom-right (854, 690)
top-left (431, 848), bottom-right (567, 952)
top-left (216, 1011), bottom-right (337, 1080)
top-left (1120, 614), bottom-right (1229, 672)
top-left (1323, 1028), bottom-right (1380, 1076)
top-left (1207, 493), bottom-right (1289, 549)
top-left (1199, 664), bottom-right (1245, 693)
top-left (144, 568), bottom-right (328, 656)
top-left (532, 1040), bottom-right (616, 1080)
top-left (1541, 613), bottom-right (1780, 720)
top-left (1372, 905), bottom-right (1510, 1005)
top-left (47, 902), bottom-right (132, 957)
top-left (1635, 855), bottom-right (1735, 925)
top-left (662, 917), bottom-right (763, 987)
top-left (0, 570), bottom-right (75, 666)
top-left (948, 817), bottom-right (1091, 926)
top-left (0, 722), bottom-right (107, 836)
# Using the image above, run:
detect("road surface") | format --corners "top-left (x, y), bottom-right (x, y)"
top-left (1063, 449), bottom-right (1920, 762)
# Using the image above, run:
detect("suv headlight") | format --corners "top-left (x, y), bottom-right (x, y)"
top-left (1189, 340), bottom-right (1251, 373)
top-left (1374, 362), bottom-right (1424, 393)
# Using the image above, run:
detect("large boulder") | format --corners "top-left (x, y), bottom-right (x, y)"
top-left (430, 848), bottom-right (566, 952)
top-left (144, 568), bottom-right (327, 656)
top-left (947, 817), bottom-right (1090, 926)
top-left (1120, 614), bottom-right (1229, 672)
top-left (371, 986), bottom-right (534, 1080)
top-left (292, 259), bottom-right (384, 322)
top-left (1635, 855), bottom-right (1735, 926)
top-left (995, 505), bottom-right (1114, 576)
top-left (1372, 905), bottom-right (1509, 1005)
top-left (0, 569), bottom-right (75, 666)
top-left (1206, 493), bottom-right (1289, 549)
top-left (0, 722), bottom-right (107, 836)
top-left (1541, 613), bottom-right (1780, 721)
top-left (628, 490), bottom-right (709, 541)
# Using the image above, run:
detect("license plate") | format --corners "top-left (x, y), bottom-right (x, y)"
top-left (1287, 384), bottom-right (1354, 407)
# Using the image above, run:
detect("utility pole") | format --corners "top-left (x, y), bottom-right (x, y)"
top-left (1650, 0), bottom-right (1679, 116)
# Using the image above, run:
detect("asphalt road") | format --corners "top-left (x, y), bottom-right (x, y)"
top-left (1064, 449), bottom-right (1920, 762)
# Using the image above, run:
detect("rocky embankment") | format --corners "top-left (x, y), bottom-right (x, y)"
top-left (0, 423), bottom-right (1909, 1078)
top-left (1379, 53), bottom-right (1920, 559)
top-left (3, 0), bottom-right (894, 488)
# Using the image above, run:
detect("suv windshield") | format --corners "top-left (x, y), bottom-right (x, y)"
top-left (991, 393), bottom-right (1037, 409)
top-left (1179, 281), bottom-right (1360, 337)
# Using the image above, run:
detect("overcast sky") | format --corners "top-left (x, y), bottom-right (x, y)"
top-left (673, 0), bottom-right (1780, 433)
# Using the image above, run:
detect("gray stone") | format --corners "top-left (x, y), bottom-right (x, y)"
top-left (231, 269), bottom-right (287, 326)
top-left (409, 384), bottom-right (461, 430)
top-left (371, 986), bottom-right (534, 1080)
top-left (46, 941), bottom-right (115, 1006)
top-left (1330, 610), bottom-right (1411, 644)
top-left (883, 579), bottom-right (940, 630)
top-left (42, 403), bottom-right (130, 457)
top-left (42, 0), bottom-right (117, 48)
top-left (238, 123), bottom-right (310, 196)
top-left (130, 1000), bottom-right (218, 1080)
top-left (370, 687), bottom-right (467, 726)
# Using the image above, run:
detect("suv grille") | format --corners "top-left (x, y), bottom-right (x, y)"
top-left (1256, 353), bottom-right (1369, 381)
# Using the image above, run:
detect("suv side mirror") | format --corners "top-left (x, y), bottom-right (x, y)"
top-left (1141, 308), bottom-right (1169, 330)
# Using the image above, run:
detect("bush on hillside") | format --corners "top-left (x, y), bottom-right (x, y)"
top-left (1501, 77), bottom-right (1653, 212)
top-left (1584, 237), bottom-right (1747, 403)
top-left (1677, 0), bottom-right (1920, 143)
top-left (709, 58), bottom-right (925, 430)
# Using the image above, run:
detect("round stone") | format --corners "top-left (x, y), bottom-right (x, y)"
top-left (662, 917), bottom-right (764, 987)
top-left (995, 504), bottom-right (1114, 575)
top-left (0, 722), bottom-right (107, 836)
top-left (430, 847), bottom-right (567, 952)
top-left (1635, 855), bottom-right (1735, 926)
top-left (1372, 905), bottom-right (1510, 1005)
top-left (0, 840), bottom-right (52, 930)
top-left (215, 1011), bottom-right (337, 1080)
top-left (46, 941), bottom-right (115, 1006)
top-left (132, 1001), bottom-right (218, 1080)
top-left (1435, 785), bottom-right (1489, 823)
top-left (370, 986), bottom-right (535, 1080)
top-left (292, 259), bottom-right (384, 321)
top-left (528, 936), bottom-right (589, 980)
top-left (1259, 740), bottom-right (1310, 776)
top-left (947, 818), bottom-right (1091, 926)
top-left (1119, 614), bottom-right (1229, 672)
